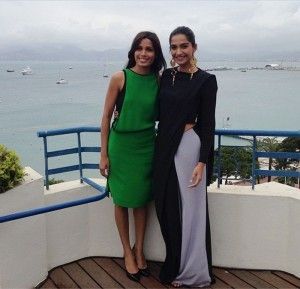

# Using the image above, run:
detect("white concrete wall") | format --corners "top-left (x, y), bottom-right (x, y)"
top-left (208, 182), bottom-right (300, 277)
top-left (0, 167), bottom-right (299, 289)
top-left (0, 167), bottom-right (47, 289)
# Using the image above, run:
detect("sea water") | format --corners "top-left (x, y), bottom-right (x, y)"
top-left (0, 60), bottom-right (299, 179)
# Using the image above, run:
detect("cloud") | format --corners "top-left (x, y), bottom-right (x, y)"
top-left (0, 0), bottom-right (299, 55)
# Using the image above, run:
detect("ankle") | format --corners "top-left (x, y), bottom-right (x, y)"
top-left (124, 249), bottom-right (134, 258)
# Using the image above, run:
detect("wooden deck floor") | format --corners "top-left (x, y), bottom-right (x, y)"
top-left (37, 257), bottom-right (300, 289)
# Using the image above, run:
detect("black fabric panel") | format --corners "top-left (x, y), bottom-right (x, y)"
top-left (157, 162), bottom-right (182, 283)
top-left (115, 70), bottom-right (126, 114)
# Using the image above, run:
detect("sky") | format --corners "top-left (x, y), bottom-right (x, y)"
top-left (0, 0), bottom-right (300, 56)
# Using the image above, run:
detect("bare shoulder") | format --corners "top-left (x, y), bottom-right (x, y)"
top-left (111, 71), bottom-right (125, 83)
top-left (110, 71), bottom-right (125, 90)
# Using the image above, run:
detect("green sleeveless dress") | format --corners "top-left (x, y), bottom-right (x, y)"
top-left (107, 69), bottom-right (158, 208)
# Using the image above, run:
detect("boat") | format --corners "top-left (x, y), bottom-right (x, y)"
top-left (265, 63), bottom-right (284, 70)
top-left (68, 66), bottom-right (73, 69)
top-left (21, 67), bottom-right (33, 75)
top-left (102, 63), bottom-right (109, 78)
top-left (6, 69), bottom-right (14, 72)
top-left (56, 78), bottom-right (68, 84)
top-left (241, 69), bottom-right (247, 72)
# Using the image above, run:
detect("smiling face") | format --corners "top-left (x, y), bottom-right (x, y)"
top-left (170, 33), bottom-right (196, 69)
top-left (134, 38), bottom-right (155, 69)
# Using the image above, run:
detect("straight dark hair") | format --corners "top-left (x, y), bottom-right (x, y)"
top-left (126, 31), bottom-right (166, 74)
top-left (169, 26), bottom-right (196, 48)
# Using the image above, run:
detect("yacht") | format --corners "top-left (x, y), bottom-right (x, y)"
top-left (6, 69), bottom-right (14, 72)
top-left (21, 67), bottom-right (33, 75)
top-left (56, 78), bottom-right (68, 84)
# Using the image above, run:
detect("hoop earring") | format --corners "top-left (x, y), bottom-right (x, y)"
top-left (170, 58), bottom-right (176, 68)
top-left (170, 58), bottom-right (177, 86)
top-left (191, 56), bottom-right (197, 68)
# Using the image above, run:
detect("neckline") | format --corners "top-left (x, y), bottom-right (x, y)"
top-left (175, 66), bottom-right (201, 75)
top-left (128, 68), bottom-right (153, 76)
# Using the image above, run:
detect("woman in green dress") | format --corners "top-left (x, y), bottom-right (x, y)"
top-left (100, 31), bottom-right (166, 282)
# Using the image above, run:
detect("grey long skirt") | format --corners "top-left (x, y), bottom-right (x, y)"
top-left (174, 128), bottom-right (211, 287)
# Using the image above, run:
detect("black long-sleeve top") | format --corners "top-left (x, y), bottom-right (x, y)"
top-left (157, 68), bottom-right (217, 164)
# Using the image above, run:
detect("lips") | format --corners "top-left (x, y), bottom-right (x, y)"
top-left (139, 58), bottom-right (150, 62)
top-left (175, 56), bottom-right (186, 62)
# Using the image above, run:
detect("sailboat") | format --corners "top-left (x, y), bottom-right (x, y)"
top-left (102, 63), bottom-right (109, 78)
top-left (56, 72), bottom-right (68, 84)
top-left (56, 78), bottom-right (68, 84)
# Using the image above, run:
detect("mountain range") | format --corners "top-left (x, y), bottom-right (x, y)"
top-left (1, 44), bottom-right (300, 62)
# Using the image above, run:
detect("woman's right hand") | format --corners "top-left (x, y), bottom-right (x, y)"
top-left (100, 156), bottom-right (109, 178)
top-left (113, 110), bottom-right (119, 119)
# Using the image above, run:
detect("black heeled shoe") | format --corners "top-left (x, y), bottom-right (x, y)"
top-left (132, 244), bottom-right (150, 277)
top-left (126, 270), bottom-right (141, 282)
top-left (139, 266), bottom-right (150, 277)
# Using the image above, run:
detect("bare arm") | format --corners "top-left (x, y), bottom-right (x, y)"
top-left (99, 71), bottom-right (124, 177)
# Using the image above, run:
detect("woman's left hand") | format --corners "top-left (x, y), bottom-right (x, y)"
top-left (188, 162), bottom-right (205, 188)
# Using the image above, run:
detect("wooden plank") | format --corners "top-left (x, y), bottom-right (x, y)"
top-left (39, 278), bottom-right (58, 289)
top-left (148, 261), bottom-right (175, 288)
top-left (273, 271), bottom-right (300, 287)
top-left (151, 262), bottom-right (230, 288)
top-left (211, 277), bottom-right (232, 289)
top-left (114, 258), bottom-right (167, 288)
top-left (93, 257), bottom-right (144, 288)
top-left (229, 270), bottom-right (276, 288)
top-left (63, 262), bottom-right (101, 288)
top-left (49, 267), bottom-right (79, 289)
top-left (147, 261), bottom-right (161, 281)
top-left (78, 258), bottom-right (123, 289)
top-left (250, 270), bottom-right (299, 288)
top-left (213, 268), bottom-right (253, 288)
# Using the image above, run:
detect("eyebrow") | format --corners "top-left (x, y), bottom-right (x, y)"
top-left (170, 42), bottom-right (190, 46)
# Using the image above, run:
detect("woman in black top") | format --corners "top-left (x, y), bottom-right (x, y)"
top-left (152, 26), bottom-right (217, 287)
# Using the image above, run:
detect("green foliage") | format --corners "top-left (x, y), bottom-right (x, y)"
top-left (257, 137), bottom-right (280, 182)
top-left (275, 137), bottom-right (300, 187)
top-left (48, 178), bottom-right (64, 185)
top-left (257, 137), bottom-right (280, 152)
top-left (215, 146), bottom-right (256, 184)
top-left (0, 144), bottom-right (25, 193)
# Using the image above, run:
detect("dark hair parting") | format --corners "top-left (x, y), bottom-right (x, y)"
top-left (126, 31), bottom-right (166, 75)
top-left (169, 26), bottom-right (196, 47)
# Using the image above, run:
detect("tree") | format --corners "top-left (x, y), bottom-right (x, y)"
top-left (274, 137), bottom-right (300, 187)
top-left (215, 146), bottom-right (255, 185)
top-left (257, 137), bottom-right (280, 182)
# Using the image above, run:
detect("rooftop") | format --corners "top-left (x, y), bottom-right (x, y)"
top-left (37, 257), bottom-right (300, 289)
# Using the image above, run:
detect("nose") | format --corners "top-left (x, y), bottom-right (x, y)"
top-left (173, 47), bottom-right (182, 56)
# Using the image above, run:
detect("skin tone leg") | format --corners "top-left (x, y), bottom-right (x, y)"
top-left (133, 206), bottom-right (147, 268)
top-left (114, 205), bottom-right (139, 273)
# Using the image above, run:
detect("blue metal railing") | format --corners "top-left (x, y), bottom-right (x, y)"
top-left (0, 127), bottom-right (299, 224)
top-left (215, 129), bottom-right (300, 189)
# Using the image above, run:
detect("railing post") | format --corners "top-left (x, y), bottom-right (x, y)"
top-left (252, 136), bottom-right (257, 190)
top-left (77, 132), bottom-right (83, 183)
top-left (217, 134), bottom-right (221, 188)
top-left (43, 136), bottom-right (49, 190)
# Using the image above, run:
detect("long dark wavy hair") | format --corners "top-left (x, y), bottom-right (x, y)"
top-left (126, 31), bottom-right (166, 74)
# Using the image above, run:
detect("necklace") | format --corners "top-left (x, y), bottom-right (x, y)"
top-left (171, 66), bottom-right (198, 86)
